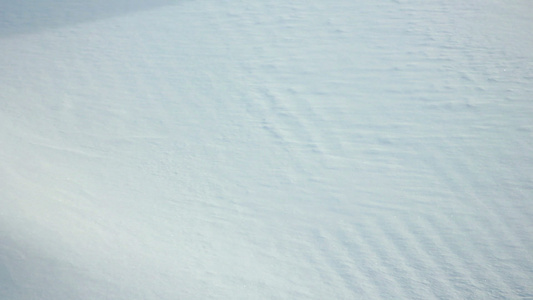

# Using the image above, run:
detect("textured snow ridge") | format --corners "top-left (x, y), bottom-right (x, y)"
top-left (1, 0), bottom-right (532, 299)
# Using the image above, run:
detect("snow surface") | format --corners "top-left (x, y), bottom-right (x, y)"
top-left (1, 0), bottom-right (532, 299)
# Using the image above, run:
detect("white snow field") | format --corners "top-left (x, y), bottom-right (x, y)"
top-left (1, 0), bottom-right (532, 299)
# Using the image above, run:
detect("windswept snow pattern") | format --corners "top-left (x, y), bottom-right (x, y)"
top-left (1, 0), bottom-right (532, 299)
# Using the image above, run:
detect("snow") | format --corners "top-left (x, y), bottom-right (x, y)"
top-left (1, 0), bottom-right (532, 298)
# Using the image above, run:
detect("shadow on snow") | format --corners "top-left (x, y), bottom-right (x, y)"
top-left (0, 0), bottom-right (178, 37)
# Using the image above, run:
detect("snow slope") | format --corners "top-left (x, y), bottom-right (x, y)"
top-left (1, 0), bottom-right (532, 298)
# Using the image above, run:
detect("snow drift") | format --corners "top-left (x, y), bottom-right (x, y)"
top-left (1, 0), bottom-right (532, 298)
